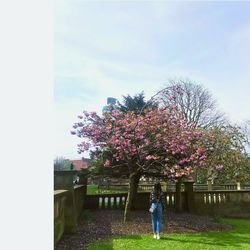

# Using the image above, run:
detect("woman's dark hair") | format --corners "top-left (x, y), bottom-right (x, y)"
top-left (153, 182), bottom-right (162, 194)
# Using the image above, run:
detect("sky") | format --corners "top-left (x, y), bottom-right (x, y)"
top-left (54, 1), bottom-right (250, 160)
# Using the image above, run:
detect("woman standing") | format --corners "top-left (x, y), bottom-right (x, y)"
top-left (149, 182), bottom-right (166, 240)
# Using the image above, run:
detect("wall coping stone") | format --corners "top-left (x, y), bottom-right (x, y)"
top-left (54, 190), bottom-right (68, 198)
top-left (74, 185), bottom-right (85, 189)
top-left (195, 190), bottom-right (250, 193)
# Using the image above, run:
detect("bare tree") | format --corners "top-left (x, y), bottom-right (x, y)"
top-left (54, 156), bottom-right (72, 171)
top-left (240, 120), bottom-right (250, 154)
top-left (157, 78), bottom-right (226, 128)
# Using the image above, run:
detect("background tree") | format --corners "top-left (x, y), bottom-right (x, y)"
top-left (240, 119), bottom-right (250, 153)
top-left (196, 125), bottom-right (249, 184)
top-left (157, 78), bottom-right (226, 128)
top-left (156, 78), bottom-right (229, 185)
top-left (88, 149), bottom-right (129, 184)
top-left (212, 126), bottom-right (249, 184)
top-left (117, 92), bottom-right (158, 114)
top-left (54, 157), bottom-right (72, 171)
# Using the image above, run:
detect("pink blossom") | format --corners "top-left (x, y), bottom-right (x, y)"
top-left (199, 155), bottom-right (206, 161)
top-left (71, 107), bottom-right (209, 179)
top-left (215, 165), bottom-right (224, 171)
top-left (146, 155), bottom-right (157, 160)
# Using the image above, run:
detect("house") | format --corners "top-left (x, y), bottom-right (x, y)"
top-left (71, 158), bottom-right (90, 171)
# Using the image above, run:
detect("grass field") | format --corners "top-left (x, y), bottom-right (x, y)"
top-left (87, 185), bottom-right (128, 195)
top-left (87, 184), bottom-right (154, 195)
top-left (87, 218), bottom-right (250, 250)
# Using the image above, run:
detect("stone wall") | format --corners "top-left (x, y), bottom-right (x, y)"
top-left (54, 170), bottom-right (88, 245)
top-left (194, 190), bottom-right (250, 217)
top-left (84, 192), bottom-right (181, 211)
top-left (84, 183), bottom-right (250, 218)
top-left (74, 185), bottom-right (86, 219)
top-left (54, 190), bottom-right (68, 244)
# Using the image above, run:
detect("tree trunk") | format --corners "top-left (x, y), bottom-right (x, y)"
top-left (175, 178), bottom-right (182, 213)
top-left (132, 174), bottom-right (141, 205)
top-left (123, 172), bottom-right (140, 222)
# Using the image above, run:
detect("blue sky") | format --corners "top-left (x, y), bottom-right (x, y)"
top-left (54, 1), bottom-right (250, 159)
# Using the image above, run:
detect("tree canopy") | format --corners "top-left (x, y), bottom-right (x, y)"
top-left (71, 107), bottom-right (209, 220)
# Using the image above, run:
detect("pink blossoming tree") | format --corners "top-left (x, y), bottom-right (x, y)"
top-left (71, 108), bottom-right (208, 221)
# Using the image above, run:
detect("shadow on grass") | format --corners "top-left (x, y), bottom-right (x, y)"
top-left (161, 232), bottom-right (250, 247)
top-left (160, 218), bottom-right (250, 248)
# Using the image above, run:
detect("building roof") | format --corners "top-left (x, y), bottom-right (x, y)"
top-left (71, 159), bottom-right (89, 171)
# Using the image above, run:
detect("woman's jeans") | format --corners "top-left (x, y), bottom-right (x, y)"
top-left (151, 203), bottom-right (163, 233)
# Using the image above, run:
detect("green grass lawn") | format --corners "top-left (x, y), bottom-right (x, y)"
top-left (87, 185), bottom-right (128, 195)
top-left (87, 184), bottom-right (153, 195)
top-left (87, 218), bottom-right (250, 250)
